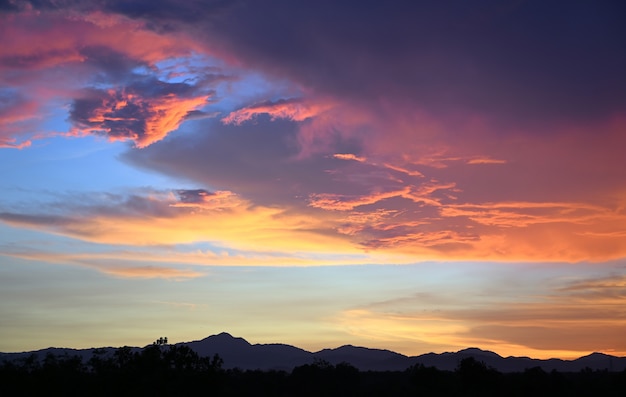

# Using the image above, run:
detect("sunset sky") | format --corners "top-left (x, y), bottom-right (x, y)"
top-left (1, 0), bottom-right (625, 360)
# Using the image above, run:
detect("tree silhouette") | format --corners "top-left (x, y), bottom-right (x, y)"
top-left (456, 356), bottom-right (501, 396)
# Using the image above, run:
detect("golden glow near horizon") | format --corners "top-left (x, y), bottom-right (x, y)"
top-left (1, 1), bottom-right (625, 360)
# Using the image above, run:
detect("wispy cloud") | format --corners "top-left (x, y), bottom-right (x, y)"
top-left (222, 98), bottom-right (332, 125)
top-left (0, 189), bottom-right (358, 257)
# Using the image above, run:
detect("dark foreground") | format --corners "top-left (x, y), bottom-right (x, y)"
top-left (2, 345), bottom-right (625, 396)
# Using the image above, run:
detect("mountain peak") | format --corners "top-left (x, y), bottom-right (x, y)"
top-left (576, 352), bottom-right (613, 360)
top-left (210, 332), bottom-right (250, 344)
top-left (193, 332), bottom-right (251, 348)
top-left (457, 347), bottom-right (502, 358)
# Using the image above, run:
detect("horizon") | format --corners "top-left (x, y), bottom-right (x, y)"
top-left (2, 330), bottom-right (622, 362)
top-left (1, 1), bottom-right (626, 361)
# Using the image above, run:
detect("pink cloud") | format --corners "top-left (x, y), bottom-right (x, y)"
top-left (69, 86), bottom-right (212, 147)
top-left (3, 2), bottom-right (625, 265)
top-left (222, 98), bottom-right (332, 125)
top-left (0, 11), bottom-right (212, 146)
top-left (0, 138), bottom-right (31, 149)
top-left (466, 157), bottom-right (507, 165)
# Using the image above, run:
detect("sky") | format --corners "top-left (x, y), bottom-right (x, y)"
top-left (1, 0), bottom-right (625, 360)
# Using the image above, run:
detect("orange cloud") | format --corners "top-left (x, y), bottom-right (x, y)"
top-left (308, 181), bottom-right (455, 212)
top-left (440, 201), bottom-right (610, 228)
top-left (0, 11), bottom-right (211, 146)
top-left (333, 153), bottom-right (366, 162)
top-left (5, 184), bottom-right (624, 263)
top-left (332, 153), bottom-right (425, 178)
top-left (308, 188), bottom-right (412, 211)
top-left (466, 157), bottom-right (507, 165)
top-left (71, 88), bottom-right (211, 147)
top-left (380, 162), bottom-right (424, 177)
top-left (1, 12), bottom-right (200, 69)
top-left (0, 190), bottom-right (360, 259)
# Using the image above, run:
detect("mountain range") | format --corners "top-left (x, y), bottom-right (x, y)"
top-left (2, 332), bottom-right (625, 373)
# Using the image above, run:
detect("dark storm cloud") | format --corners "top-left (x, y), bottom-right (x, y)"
top-left (1, 0), bottom-right (235, 28)
top-left (70, 88), bottom-right (144, 138)
top-left (197, 0), bottom-right (626, 125)
top-left (78, 46), bottom-right (147, 82)
top-left (12, 0), bottom-right (626, 125)
top-left (124, 116), bottom-right (365, 206)
top-left (0, 0), bottom-right (20, 12)
top-left (103, 0), bottom-right (235, 31)
top-left (0, 0), bottom-right (92, 13)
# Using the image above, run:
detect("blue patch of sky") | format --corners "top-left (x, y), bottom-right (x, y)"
top-left (152, 53), bottom-right (221, 84)
top-left (209, 71), bottom-right (300, 112)
top-left (152, 54), bottom-right (304, 115)
top-left (0, 223), bottom-right (127, 254)
top-left (0, 136), bottom-right (182, 204)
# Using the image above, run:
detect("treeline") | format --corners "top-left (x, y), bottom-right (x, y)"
top-left (1, 345), bottom-right (625, 396)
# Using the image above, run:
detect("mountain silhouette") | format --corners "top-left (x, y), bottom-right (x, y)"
top-left (2, 332), bottom-right (625, 373)
top-left (185, 332), bottom-right (311, 371)
top-left (314, 345), bottom-right (409, 371)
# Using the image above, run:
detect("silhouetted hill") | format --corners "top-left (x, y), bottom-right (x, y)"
top-left (184, 332), bottom-right (311, 371)
top-left (2, 333), bottom-right (626, 373)
top-left (0, 346), bottom-right (122, 363)
top-left (315, 345), bottom-right (409, 371)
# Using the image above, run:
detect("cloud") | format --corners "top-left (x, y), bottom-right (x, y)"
top-left (440, 201), bottom-right (611, 228)
top-left (222, 98), bottom-right (332, 125)
top-left (180, 0), bottom-right (626, 127)
top-left (0, 8), bottom-right (218, 145)
top-left (170, 189), bottom-right (242, 210)
top-left (0, 87), bottom-right (38, 146)
top-left (14, 0), bottom-right (624, 133)
top-left (332, 153), bottom-right (425, 178)
top-left (0, 188), bottom-right (357, 256)
top-left (122, 112), bottom-right (626, 262)
top-left (0, 240), bottom-right (376, 279)
top-left (69, 77), bottom-right (213, 147)
top-left (466, 157), bottom-right (506, 165)
top-left (334, 268), bottom-right (626, 358)
top-left (0, 138), bottom-right (31, 149)
top-left (308, 188), bottom-right (414, 212)
top-left (333, 153), bottom-right (365, 162)
top-left (93, 265), bottom-right (203, 280)
top-left (2, 1), bottom-right (626, 264)
top-left (4, 249), bottom-right (204, 280)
